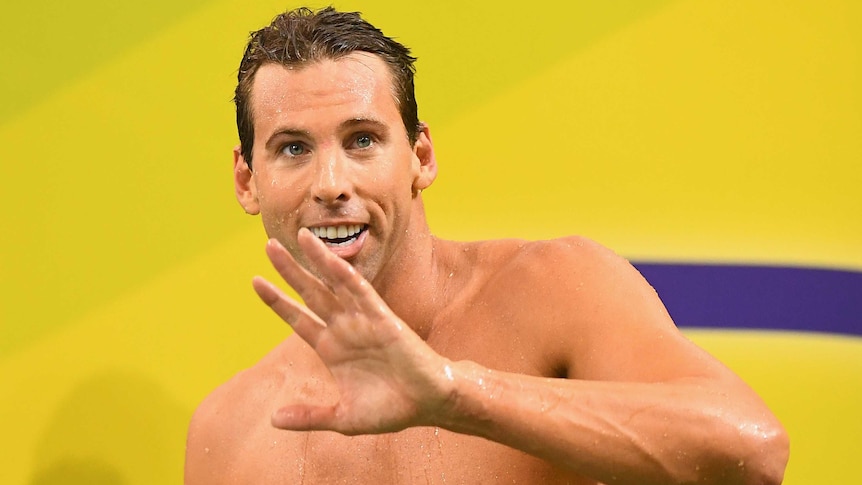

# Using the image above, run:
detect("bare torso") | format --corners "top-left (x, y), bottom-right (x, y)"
top-left (192, 339), bottom-right (591, 484)
top-left (187, 237), bottom-right (602, 484)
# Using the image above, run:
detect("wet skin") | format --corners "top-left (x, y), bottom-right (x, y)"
top-left (185, 53), bottom-right (789, 485)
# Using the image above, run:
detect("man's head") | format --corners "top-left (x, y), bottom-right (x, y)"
top-left (231, 7), bottom-right (438, 286)
top-left (235, 6), bottom-right (419, 168)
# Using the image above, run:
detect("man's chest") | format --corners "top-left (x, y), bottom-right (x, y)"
top-left (423, 304), bottom-right (564, 378)
top-left (238, 425), bottom-right (576, 484)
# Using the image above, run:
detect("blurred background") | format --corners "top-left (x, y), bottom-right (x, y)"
top-left (1, 0), bottom-right (859, 483)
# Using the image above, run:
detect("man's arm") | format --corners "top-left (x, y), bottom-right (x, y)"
top-left (440, 358), bottom-right (785, 485)
top-left (252, 231), bottom-right (789, 485)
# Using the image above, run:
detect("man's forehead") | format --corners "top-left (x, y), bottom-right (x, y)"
top-left (251, 53), bottom-right (396, 108)
top-left (247, 52), bottom-right (405, 145)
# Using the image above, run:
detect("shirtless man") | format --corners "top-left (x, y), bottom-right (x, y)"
top-left (185, 7), bottom-right (789, 484)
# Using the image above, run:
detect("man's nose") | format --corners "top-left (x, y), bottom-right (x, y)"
top-left (311, 151), bottom-right (352, 204)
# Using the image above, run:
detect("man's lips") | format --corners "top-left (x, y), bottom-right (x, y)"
top-left (307, 224), bottom-right (368, 258)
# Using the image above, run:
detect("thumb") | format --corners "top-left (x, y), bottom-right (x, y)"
top-left (271, 404), bottom-right (337, 431)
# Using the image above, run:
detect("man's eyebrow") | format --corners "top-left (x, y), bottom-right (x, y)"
top-left (264, 128), bottom-right (311, 150)
top-left (340, 117), bottom-right (389, 132)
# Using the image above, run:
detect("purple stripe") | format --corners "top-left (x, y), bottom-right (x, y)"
top-left (632, 263), bottom-right (862, 336)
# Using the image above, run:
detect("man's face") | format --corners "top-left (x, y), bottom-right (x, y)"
top-left (235, 52), bottom-right (432, 284)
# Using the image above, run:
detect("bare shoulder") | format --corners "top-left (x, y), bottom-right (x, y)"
top-left (473, 235), bottom-right (729, 382)
top-left (187, 350), bottom-right (280, 437)
top-left (185, 335), bottom-right (326, 484)
top-left (476, 235), bottom-right (648, 313)
top-left (483, 235), bottom-right (664, 332)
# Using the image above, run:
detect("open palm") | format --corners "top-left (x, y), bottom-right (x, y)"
top-left (252, 230), bottom-right (453, 435)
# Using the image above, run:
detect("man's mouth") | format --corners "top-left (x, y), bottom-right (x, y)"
top-left (309, 224), bottom-right (367, 247)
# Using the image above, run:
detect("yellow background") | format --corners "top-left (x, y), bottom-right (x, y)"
top-left (1, 0), bottom-right (860, 483)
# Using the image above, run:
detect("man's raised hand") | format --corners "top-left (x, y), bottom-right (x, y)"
top-left (251, 230), bottom-right (455, 435)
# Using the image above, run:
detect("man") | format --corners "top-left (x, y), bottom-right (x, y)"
top-left (185, 7), bottom-right (789, 484)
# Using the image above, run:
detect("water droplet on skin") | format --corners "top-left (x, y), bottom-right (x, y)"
top-left (444, 365), bottom-right (454, 382)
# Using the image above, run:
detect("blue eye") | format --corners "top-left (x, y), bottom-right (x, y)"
top-left (284, 143), bottom-right (304, 156)
top-left (356, 135), bottom-right (373, 148)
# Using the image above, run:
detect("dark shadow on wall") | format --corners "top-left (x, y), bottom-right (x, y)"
top-left (28, 369), bottom-right (190, 485)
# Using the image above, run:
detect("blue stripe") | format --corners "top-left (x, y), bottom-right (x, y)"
top-left (632, 263), bottom-right (862, 336)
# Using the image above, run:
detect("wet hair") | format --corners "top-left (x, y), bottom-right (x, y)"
top-left (234, 6), bottom-right (419, 168)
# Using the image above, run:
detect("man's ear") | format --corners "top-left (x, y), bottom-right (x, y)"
top-left (412, 122), bottom-right (438, 194)
top-left (233, 145), bottom-right (260, 214)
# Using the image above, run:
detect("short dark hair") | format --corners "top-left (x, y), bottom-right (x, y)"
top-left (234, 6), bottom-right (419, 168)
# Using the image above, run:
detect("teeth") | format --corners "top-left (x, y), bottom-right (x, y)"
top-left (310, 224), bottom-right (365, 240)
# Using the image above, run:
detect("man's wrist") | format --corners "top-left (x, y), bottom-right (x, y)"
top-left (433, 359), bottom-right (497, 436)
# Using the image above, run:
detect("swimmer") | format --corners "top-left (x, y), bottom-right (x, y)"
top-left (185, 7), bottom-right (789, 484)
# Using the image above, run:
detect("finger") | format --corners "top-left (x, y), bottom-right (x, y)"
top-left (264, 238), bottom-right (343, 319)
top-left (264, 238), bottom-right (329, 298)
top-left (252, 276), bottom-right (327, 348)
top-left (296, 228), bottom-right (378, 304)
top-left (271, 404), bottom-right (338, 432)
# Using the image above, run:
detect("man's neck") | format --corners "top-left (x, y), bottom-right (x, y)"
top-left (370, 206), bottom-right (460, 340)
